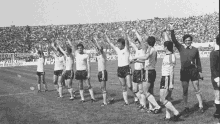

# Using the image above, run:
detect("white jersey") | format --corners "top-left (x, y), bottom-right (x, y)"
top-left (37, 57), bottom-right (44, 72)
top-left (75, 52), bottom-right (89, 70)
top-left (65, 55), bottom-right (74, 71)
top-left (116, 47), bottom-right (130, 67)
top-left (54, 56), bottom-right (65, 71)
top-left (145, 47), bottom-right (157, 70)
top-left (162, 53), bottom-right (176, 76)
top-left (97, 53), bottom-right (106, 72)
top-left (134, 49), bottom-right (144, 70)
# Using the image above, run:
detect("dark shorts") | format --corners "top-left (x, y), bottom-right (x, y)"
top-left (180, 68), bottom-right (199, 82)
top-left (211, 77), bottom-right (220, 90)
top-left (63, 70), bottom-right (74, 80)
top-left (133, 69), bottom-right (145, 83)
top-left (145, 69), bottom-right (156, 84)
top-left (36, 72), bottom-right (45, 76)
top-left (160, 76), bottom-right (170, 89)
top-left (117, 65), bottom-right (132, 78)
top-left (75, 70), bottom-right (88, 80)
top-left (98, 70), bottom-right (108, 82)
top-left (54, 70), bottom-right (63, 76)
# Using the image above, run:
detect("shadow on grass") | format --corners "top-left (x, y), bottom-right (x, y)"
top-left (181, 100), bottom-right (214, 118)
top-left (0, 96), bottom-right (59, 124)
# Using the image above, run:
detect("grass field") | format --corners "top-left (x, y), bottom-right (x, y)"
top-left (0, 58), bottom-right (218, 124)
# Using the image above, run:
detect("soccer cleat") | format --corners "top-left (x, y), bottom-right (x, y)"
top-left (58, 96), bottom-right (63, 98)
top-left (198, 107), bottom-right (205, 113)
top-left (163, 117), bottom-right (171, 121)
top-left (107, 98), bottom-right (115, 104)
top-left (134, 100), bottom-right (140, 106)
top-left (101, 103), bottom-right (108, 107)
top-left (122, 102), bottom-right (129, 106)
top-left (91, 99), bottom-right (96, 103)
top-left (153, 107), bottom-right (162, 114)
top-left (69, 97), bottom-right (75, 101)
top-left (172, 113), bottom-right (181, 121)
top-left (80, 100), bottom-right (85, 103)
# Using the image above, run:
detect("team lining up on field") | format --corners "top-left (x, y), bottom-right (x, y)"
top-left (33, 23), bottom-right (220, 122)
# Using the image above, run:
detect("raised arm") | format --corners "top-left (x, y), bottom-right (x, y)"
top-left (133, 29), bottom-right (147, 52)
top-left (104, 32), bottom-right (118, 52)
top-left (169, 24), bottom-right (182, 50)
top-left (57, 42), bottom-right (67, 57)
top-left (66, 38), bottom-right (76, 54)
top-left (126, 33), bottom-right (138, 51)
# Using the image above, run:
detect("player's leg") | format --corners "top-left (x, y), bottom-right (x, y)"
top-left (100, 80), bottom-right (107, 105)
top-left (132, 70), bottom-right (141, 105)
top-left (118, 77), bottom-right (129, 105)
top-left (53, 74), bottom-right (59, 92)
top-left (57, 72), bottom-right (65, 98)
top-left (160, 76), bottom-right (180, 120)
top-left (36, 72), bottom-right (41, 92)
top-left (138, 83), bottom-right (147, 111)
top-left (84, 70), bottom-right (95, 101)
top-left (214, 90), bottom-right (220, 119)
top-left (148, 70), bottom-right (156, 111)
top-left (143, 71), bottom-right (161, 113)
top-left (180, 69), bottom-right (190, 113)
top-left (191, 68), bottom-right (204, 113)
top-left (67, 71), bottom-right (75, 100)
top-left (78, 79), bottom-right (85, 102)
top-left (126, 68), bottom-right (138, 102)
top-left (42, 72), bottom-right (48, 91)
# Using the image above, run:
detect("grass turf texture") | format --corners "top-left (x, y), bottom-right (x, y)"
top-left (0, 58), bottom-right (218, 124)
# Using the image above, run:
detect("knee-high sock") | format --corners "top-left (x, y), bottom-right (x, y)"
top-left (80, 90), bottom-right (85, 100)
top-left (123, 91), bottom-right (129, 104)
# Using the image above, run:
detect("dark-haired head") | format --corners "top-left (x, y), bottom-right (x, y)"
top-left (66, 46), bottom-right (72, 54)
top-left (164, 41), bottom-right (173, 53)
top-left (77, 43), bottom-right (84, 54)
top-left (37, 50), bottom-right (44, 57)
top-left (117, 38), bottom-right (125, 49)
top-left (134, 38), bottom-right (141, 49)
top-left (147, 36), bottom-right (156, 47)
top-left (183, 34), bottom-right (193, 47)
top-left (216, 34), bottom-right (219, 46)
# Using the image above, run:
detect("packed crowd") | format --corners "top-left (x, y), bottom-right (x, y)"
top-left (0, 12), bottom-right (219, 53)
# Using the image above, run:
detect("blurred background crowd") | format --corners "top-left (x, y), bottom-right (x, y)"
top-left (0, 12), bottom-right (219, 54)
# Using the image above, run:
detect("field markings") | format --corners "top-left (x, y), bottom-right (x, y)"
top-left (0, 91), bottom-right (36, 97)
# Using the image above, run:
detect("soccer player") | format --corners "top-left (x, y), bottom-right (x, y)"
top-left (34, 44), bottom-right (47, 92)
top-left (91, 37), bottom-right (114, 106)
top-left (74, 42), bottom-right (96, 102)
top-left (159, 31), bottom-right (181, 121)
top-left (57, 39), bottom-right (75, 100)
top-left (132, 35), bottom-right (162, 114)
top-left (104, 30), bottom-right (137, 106)
top-left (210, 34), bottom-right (220, 124)
top-left (127, 30), bottom-right (147, 109)
top-left (51, 41), bottom-right (65, 96)
top-left (170, 23), bottom-right (204, 114)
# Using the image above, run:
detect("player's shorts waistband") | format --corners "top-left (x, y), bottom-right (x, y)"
top-left (118, 65), bottom-right (130, 68)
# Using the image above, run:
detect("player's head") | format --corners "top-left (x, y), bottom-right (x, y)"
top-left (134, 38), bottom-right (141, 49)
top-left (164, 41), bottom-right (174, 53)
top-left (147, 36), bottom-right (156, 47)
top-left (77, 43), bottom-right (84, 54)
top-left (66, 46), bottom-right (72, 55)
top-left (216, 34), bottom-right (219, 46)
top-left (183, 34), bottom-right (193, 47)
top-left (117, 38), bottom-right (125, 50)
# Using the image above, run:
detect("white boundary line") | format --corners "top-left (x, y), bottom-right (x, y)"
top-left (0, 91), bottom-right (36, 97)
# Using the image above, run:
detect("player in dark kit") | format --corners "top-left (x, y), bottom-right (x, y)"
top-left (210, 34), bottom-right (220, 124)
top-left (170, 23), bottom-right (204, 115)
